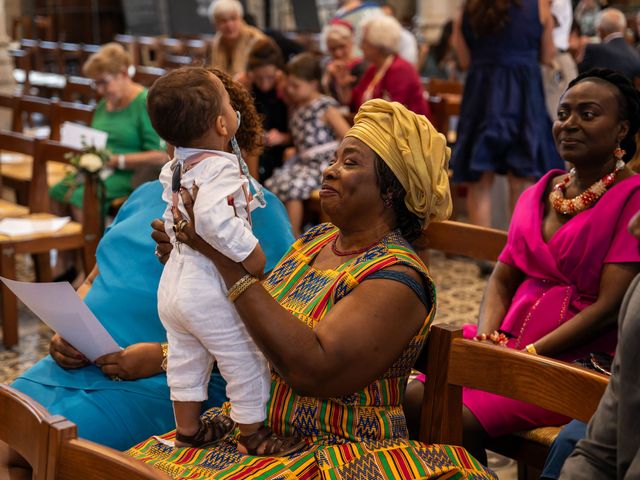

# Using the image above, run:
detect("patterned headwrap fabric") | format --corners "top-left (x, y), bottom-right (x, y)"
top-left (345, 99), bottom-right (452, 227)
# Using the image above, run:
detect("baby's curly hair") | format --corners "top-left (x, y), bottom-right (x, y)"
top-left (207, 67), bottom-right (264, 158)
top-left (568, 68), bottom-right (640, 161)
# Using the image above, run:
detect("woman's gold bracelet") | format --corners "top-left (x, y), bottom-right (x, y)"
top-left (525, 343), bottom-right (538, 355)
top-left (160, 342), bottom-right (168, 372)
top-left (227, 274), bottom-right (260, 302)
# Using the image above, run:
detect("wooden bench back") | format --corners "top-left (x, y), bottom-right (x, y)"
top-left (12, 95), bottom-right (55, 134)
top-left (50, 101), bottom-right (95, 141)
top-left (61, 76), bottom-right (97, 104)
top-left (0, 384), bottom-right (63, 480)
top-left (47, 420), bottom-right (172, 480)
top-left (420, 325), bottom-right (610, 445)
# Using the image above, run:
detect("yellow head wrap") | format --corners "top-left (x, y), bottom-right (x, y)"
top-left (345, 99), bottom-right (452, 227)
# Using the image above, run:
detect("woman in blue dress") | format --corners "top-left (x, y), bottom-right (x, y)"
top-left (1, 70), bottom-right (294, 477)
top-left (451, 0), bottom-right (563, 228)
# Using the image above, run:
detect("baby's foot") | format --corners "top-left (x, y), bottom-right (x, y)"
top-left (174, 415), bottom-right (236, 448)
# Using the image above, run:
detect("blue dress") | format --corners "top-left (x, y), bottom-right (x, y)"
top-left (11, 180), bottom-right (294, 451)
top-left (451, 0), bottom-right (563, 182)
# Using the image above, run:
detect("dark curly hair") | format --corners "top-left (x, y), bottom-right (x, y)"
top-left (465, 0), bottom-right (520, 36)
top-left (374, 155), bottom-right (422, 242)
top-left (207, 67), bottom-right (265, 158)
top-left (567, 68), bottom-right (640, 161)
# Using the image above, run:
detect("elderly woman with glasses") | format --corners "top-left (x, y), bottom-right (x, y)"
top-left (335, 15), bottom-right (430, 117)
top-left (49, 42), bottom-right (167, 216)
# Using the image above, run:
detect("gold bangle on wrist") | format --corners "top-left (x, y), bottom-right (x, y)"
top-left (227, 274), bottom-right (260, 302)
top-left (160, 342), bottom-right (168, 372)
top-left (525, 343), bottom-right (538, 355)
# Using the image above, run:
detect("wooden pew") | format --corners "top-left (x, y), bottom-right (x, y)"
top-left (0, 133), bottom-right (100, 348)
top-left (421, 325), bottom-right (609, 478)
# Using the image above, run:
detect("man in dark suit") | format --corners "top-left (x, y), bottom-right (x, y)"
top-left (579, 8), bottom-right (640, 82)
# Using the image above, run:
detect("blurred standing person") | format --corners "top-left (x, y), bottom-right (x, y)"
top-left (543, 0), bottom-right (578, 120)
top-left (574, 0), bottom-right (601, 38)
top-left (579, 8), bottom-right (640, 83)
top-left (451, 0), bottom-right (562, 229)
top-left (420, 21), bottom-right (465, 81)
top-left (209, 0), bottom-right (265, 78)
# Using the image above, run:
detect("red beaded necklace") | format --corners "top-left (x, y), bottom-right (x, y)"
top-left (549, 159), bottom-right (625, 216)
top-left (331, 234), bottom-right (382, 257)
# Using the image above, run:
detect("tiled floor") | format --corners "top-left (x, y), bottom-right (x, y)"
top-left (0, 251), bottom-right (517, 479)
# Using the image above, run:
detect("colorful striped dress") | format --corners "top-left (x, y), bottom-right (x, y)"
top-left (127, 224), bottom-right (496, 480)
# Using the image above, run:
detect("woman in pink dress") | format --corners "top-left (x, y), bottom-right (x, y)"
top-left (457, 69), bottom-right (640, 463)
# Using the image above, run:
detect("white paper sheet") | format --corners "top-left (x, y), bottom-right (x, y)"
top-left (60, 122), bottom-right (108, 150)
top-left (0, 277), bottom-right (121, 361)
top-left (0, 217), bottom-right (71, 236)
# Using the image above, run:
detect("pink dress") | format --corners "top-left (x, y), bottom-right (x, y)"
top-left (463, 169), bottom-right (640, 437)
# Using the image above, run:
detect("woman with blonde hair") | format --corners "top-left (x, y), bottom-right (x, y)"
top-left (49, 42), bottom-right (166, 217)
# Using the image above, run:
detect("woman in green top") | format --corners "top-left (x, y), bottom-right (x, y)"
top-left (50, 43), bottom-right (166, 217)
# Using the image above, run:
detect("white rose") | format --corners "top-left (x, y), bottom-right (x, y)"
top-left (78, 153), bottom-right (103, 173)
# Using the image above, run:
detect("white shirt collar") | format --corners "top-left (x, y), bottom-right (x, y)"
top-left (174, 146), bottom-right (236, 163)
top-left (603, 32), bottom-right (624, 43)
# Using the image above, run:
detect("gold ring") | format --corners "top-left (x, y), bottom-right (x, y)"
top-left (176, 219), bottom-right (188, 233)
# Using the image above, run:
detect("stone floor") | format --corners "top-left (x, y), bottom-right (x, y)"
top-left (0, 251), bottom-right (517, 479)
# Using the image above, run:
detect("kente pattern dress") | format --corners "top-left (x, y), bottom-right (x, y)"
top-left (265, 96), bottom-right (340, 202)
top-left (127, 223), bottom-right (496, 480)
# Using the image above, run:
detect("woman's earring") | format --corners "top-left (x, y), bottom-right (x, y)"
top-left (614, 146), bottom-right (626, 161)
top-left (383, 196), bottom-right (393, 208)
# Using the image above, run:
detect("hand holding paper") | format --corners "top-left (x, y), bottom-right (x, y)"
top-left (0, 277), bottom-right (121, 361)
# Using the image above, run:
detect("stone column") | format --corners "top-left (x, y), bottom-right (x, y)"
top-left (416, 0), bottom-right (463, 44)
top-left (0, 0), bottom-right (15, 129)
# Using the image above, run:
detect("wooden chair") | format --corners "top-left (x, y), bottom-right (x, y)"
top-left (12, 15), bottom-right (54, 42)
top-left (184, 38), bottom-right (210, 65)
top-left (114, 34), bottom-right (141, 66)
top-left (421, 325), bottom-right (609, 479)
top-left (0, 384), bottom-right (63, 480)
top-left (58, 43), bottom-right (84, 76)
top-left (61, 76), bottom-right (97, 104)
top-left (133, 65), bottom-right (166, 87)
top-left (11, 94), bottom-right (55, 137)
top-left (424, 78), bottom-right (464, 96)
top-left (50, 101), bottom-right (95, 141)
top-left (47, 420), bottom-right (172, 480)
top-left (80, 44), bottom-right (101, 65)
top-left (418, 220), bottom-right (506, 262)
top-left (161, 54), bottom-right (196, 70)
top-left (0, 132), bottom-right (101, 347)
top-left (138, 36), bottom-right (162, 67)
